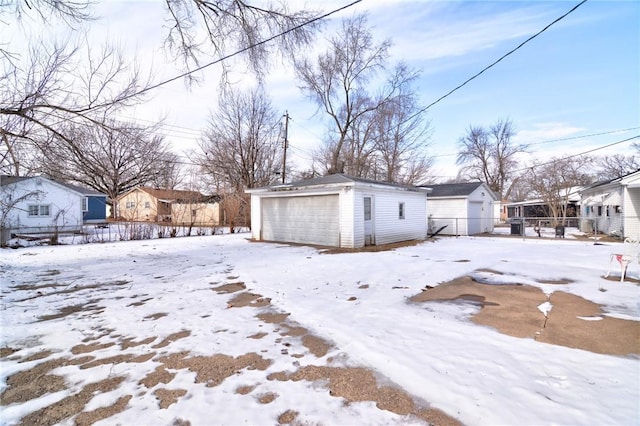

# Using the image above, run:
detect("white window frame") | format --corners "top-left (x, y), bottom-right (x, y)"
top-left (126, 201), bottom-right (135, 209)
top-left (82, 197), bottom-right (88, 212)
top-left (144, 201), bottom-right (150, 209)
top-left (399, 202), bottom-right (405, 220)
top-left (28, 204), bottom-right (51, 217)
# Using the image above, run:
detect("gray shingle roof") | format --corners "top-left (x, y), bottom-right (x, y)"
top-left (425, 182), bottom-right (484, 197)
top-left (286, 173), bottom-right (421, 191)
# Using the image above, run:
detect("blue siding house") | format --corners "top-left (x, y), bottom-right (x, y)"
top-left (59, 182), bottom-right (108, 224)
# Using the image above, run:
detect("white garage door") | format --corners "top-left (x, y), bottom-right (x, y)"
top-left (262, 195), bottom-right (340, 246)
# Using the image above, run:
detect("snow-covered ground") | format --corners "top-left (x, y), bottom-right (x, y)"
top-left (1, 233), bottom-right (638, 425)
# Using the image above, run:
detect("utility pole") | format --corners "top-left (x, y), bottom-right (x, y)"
top-left (281, 111), bottom-right (289, 184)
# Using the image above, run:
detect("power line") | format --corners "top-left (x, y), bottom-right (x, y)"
top-left (432, 126), bottom-right (640, 158)
top-left (527, 127), bottom-right (640, 146)
top-left (96, 0), bottom-right (362, 109)
top-left (513, 134), bottom-right (640, 173)
top-left (408, 0), bottom-right (588, 121)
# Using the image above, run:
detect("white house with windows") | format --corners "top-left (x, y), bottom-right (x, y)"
top-left (246, 174), bottom-right (429, 248)
top-left (0, 176), bottom-right (106, 240)
top-left (580, 169), bottom-right (640, 239)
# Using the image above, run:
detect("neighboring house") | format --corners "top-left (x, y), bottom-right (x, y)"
top-left (422, 182), bottom-right (497, 236)
top-left (0, 175), bottom-right (107, 239)
top-left (115, 187), bottom-right (221, 226)
top-left (580, 170), bottom-right (640, 238)
top-left (246, 174), bottom-right (429, 248)
top-left (505, 187), bottom-right (582, 226)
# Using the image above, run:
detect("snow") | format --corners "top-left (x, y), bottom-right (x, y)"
top-left (1, 232), bottom-right (639, 425)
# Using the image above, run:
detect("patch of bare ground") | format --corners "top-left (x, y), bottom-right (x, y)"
top-left (411, 275), bottom-right (640, 356)
top-left (12, 282), bottom-right (67, 291)
top-left (39, 269), bottom-right (61, 276)
top-left (0, 357), bottom-right (68, 404)
top-left (22, 349), bottom-right (54, 362)
top-left (157, 351), bottom-right (272, 387)
top-left (227, 292), bottom-right (271, 308)
top-left (235, 384), bottom-right (256, 395)
top-left (172, 418), bottom-right (191, 426)
top-left (80, 352), bottom-right (155, 369)
top-left (536, 278), bottom-right (574, 285)
top-left (74, 395), bottom-right (132, 426)
top-left (154, 388), bottom-right (187, 409)
top-left (359, 284), bottom-right (370, 289)
top-left (19, 376), bottom-right (126, 426)
top-left (268, 366), bottom-right (460, 425)
top-left (37, 300), bottom-right (104, 322)
top-left (602, 274), bottom-right (640, 284)
top-left (127, 297), bottom-right (153, 307)
top-left (152, 330), bottom-right (191, 349)
top-left (16, 281), bottom-right (132, 302)
top-left (121, 336), bottom-right (157, 349)
top-left (302, 335), bottom-right (332, 358)
top-left (320, 239), bottom-right (424, 254)
top-left (248, 332), bottom-right (268, 339)
top-left (538, 291), bottom-right (640, 356)
top-left (257, 392), bottom-right (278, 404)
top-left (139, 366), bottom-right (176, 388)
top-left (144, 312), bottom-right (168, 320)
top-left (278, 410), bottom-right (299, 424)
top-left (281, 326), bottom-right (308, 337)
top-left (0, 347), bottom-right (18, 358)
top-left (256, 312), bottom-right (290, 323)
top-left (212, 282), bottom-right (246, 294)
top-left (71, 342), bottom-right (115, 355)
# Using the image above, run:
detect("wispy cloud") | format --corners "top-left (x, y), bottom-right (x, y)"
top-left (515, 122), bottom-right (586, 144)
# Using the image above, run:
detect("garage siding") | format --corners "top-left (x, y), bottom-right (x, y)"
top-left (428, 198), bottom-right (468, 235)
top-left (261, 195), bottom-right (340, 246)
top-left (367, 190), bottom-right (426, 245)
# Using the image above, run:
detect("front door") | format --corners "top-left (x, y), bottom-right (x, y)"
top-left (364, 195), bottom-right (374, 245)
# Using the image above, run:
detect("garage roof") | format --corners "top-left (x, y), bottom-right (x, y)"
top-left (248, 173), bottom-right (428, 193)
top-left (424, 182), bottom-right (486, 198)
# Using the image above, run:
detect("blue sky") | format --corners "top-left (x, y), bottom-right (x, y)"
top-left (5, 0), bottom-right (639, 180)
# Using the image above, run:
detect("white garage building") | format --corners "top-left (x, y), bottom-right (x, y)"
top-left (423, 182), bottom-right (497, 236)
top-left (246, 174), bottom-right (429, 248)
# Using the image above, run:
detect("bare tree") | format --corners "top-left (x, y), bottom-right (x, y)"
top-left (1, 38), bottom-right (152, 176)
top-left (456, 118), bottom-right (526, 200)
top-left (371, 64), bottom-right (432, 184)
top-left (595, 154), bottom-right (639, 180)
top-left (163, 0), bottom-right (320, 80)
top-left (194, 86), bottom-right (281, 191)
top-left (296, 14), bottom-right (400, 175)
top-left (3, 0), bottom-right (320, 83)
top-left (525, 156), bottom-right (593, 226)
top-left (1, 0), bottom-right (93, 24)
top-left (36, 121), bottom-right (179, 212)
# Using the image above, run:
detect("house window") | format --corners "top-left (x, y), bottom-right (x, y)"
top-left (145, 202), bottom-right (150, 209)
top-left (399, 202), bottom-right (405, 219)
top-left (126, 201), bottom-right (135, 209)
top-left (615, 205), bottom-right (621, 213)
top-left (28, 204), bottom-right (50, 217)
top-left (597, 206), bottom-right (602, 216)
top-left (364, 197), bottom-right (372, 220)
top-left (82, 197), bottom-right (88, 212)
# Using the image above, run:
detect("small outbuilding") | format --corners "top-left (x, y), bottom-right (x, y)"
top-left (246, 174), bottom-right (429, 248)
top-left (423, 182), bottom-right (497, 236)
